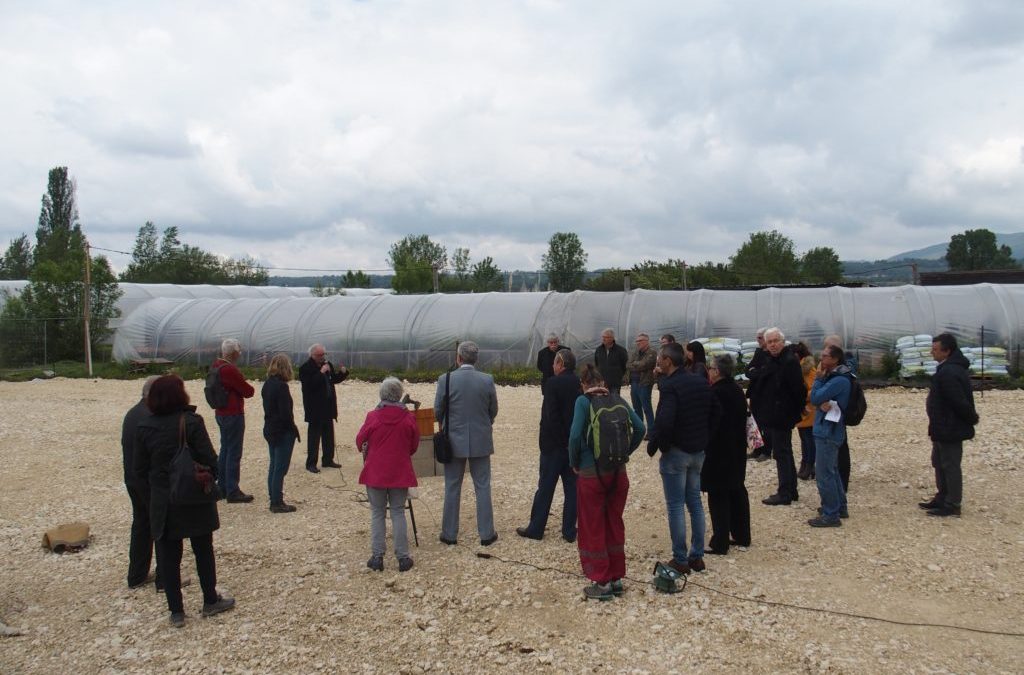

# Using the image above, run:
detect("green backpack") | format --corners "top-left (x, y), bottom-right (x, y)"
top-left (587, 393), bottom-right (633, 471)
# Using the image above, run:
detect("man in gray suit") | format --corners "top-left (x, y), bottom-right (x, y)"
top-left (434, 341), bottom-right (500, 546)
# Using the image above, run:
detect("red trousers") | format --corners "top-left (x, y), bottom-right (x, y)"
top-left (576, 471), bottom-right (629, 584)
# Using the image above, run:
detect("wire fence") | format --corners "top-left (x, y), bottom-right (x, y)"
top-left (0, 317), bottom-right (107, 370)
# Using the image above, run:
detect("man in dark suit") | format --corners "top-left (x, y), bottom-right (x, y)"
top-left (518, 350), bottom-right (582, 542)
top-left (299, 343), bottom-right (348, 473)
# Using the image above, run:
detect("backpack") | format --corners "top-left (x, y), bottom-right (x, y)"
top-left (204, 363), bottom-right (230, 409)
top-left (842, 374), bottom-right (867, 426)
top-left (587, 394), bottom-right (633, 471)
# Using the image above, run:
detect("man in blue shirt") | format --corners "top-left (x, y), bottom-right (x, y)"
top-left (808, 344), bottom-right (852, 527)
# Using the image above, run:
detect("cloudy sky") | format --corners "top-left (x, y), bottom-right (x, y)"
top-left (1, 0), bottom-right (1022, 276)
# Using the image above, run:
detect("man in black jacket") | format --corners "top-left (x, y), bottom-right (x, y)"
top-left (920, 333), bottom-right (979, 517)
top-left (122, 376), bottom-right (160, 590)
top-left (745, 328), bottom-right (772, 461)
top-left (747, 328), bottom-right (807, 505)
top-left (299, 343), bottom-right (349, 472)
top-left (594, 328), bottom-right (628, 396)
top-left (518, 350), bottom-right (582, 541)
top-left (536, 333), bottom-right (570, 390)
top-left (648, 342), bottom-right (721, 574)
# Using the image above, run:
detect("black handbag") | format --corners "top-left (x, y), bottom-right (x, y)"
top-left (433, 370), bottom-right (453, 464)
top-left (169, 414), bottom-right (221, 505)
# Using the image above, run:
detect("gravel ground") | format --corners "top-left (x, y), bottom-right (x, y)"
top-left (0, 378), bottom-right (1022, 674)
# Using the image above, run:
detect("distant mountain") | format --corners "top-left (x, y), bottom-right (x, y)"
top-left (887, 232), bottom-right (1024, 261)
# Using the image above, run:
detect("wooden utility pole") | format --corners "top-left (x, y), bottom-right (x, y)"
top-left (681, 260), bottom-right (688, 291)
top-left (911, 263), bottom-right (920, 285)
top-left (83, 241), bottom-right (93, 376)
top-left (432, 265), bottom-right (440, 294)
top-left (623, 270), bottom-right (631, 292)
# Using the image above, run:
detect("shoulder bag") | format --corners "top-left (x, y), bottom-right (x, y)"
top-left (433, 370), bottom-right (453, 464)
top-left (169, 414), bottom-right (221, 505)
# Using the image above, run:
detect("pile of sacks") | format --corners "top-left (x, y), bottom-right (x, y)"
top-left (694, 337), bottom-right (744, 364)
top-left (895, 334), bottom-right (1011, 378)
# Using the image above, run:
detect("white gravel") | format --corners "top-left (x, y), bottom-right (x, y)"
top-left (0, 378), bottom-right (1022, 673)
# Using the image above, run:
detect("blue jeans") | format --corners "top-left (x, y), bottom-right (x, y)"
top-left (814, 436), bottom-right (847, 521)
top-left (659, 449), bottom-right (706, 562)
top-left (266, 431), bottom-right (295, 504)
top-left (216, 414), bottom-right (245, 496)
top-left (630, 383), bottom-right (655, 433)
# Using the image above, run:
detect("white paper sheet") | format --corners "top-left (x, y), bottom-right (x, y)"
top-left (825, 401), bottom-right (842, 422)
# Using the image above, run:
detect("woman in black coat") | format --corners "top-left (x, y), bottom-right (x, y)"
top-left (263, 354), bottom-right (301, 513)
top-left (134, 375), bottom-right (235, 628)
top-left (701, 355), bottom-right (751, 554)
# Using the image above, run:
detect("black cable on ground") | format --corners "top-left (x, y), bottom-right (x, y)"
top-left (468, 549), bottom-right (1023, 638)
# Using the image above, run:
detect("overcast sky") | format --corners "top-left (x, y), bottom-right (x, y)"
top-left (1, 0), bottom-right (1022, 275)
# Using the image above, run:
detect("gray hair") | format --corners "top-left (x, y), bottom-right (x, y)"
top-left (457, 341), bottom-right (480, 365)
top-left (308, 343), bottom-right (324, 357)
top-left (379, 377), bottom-right (404, 403)
top-left (221, 338), bottom-right (241, 357)
top-left (601, 328), bottom-right (615, 338)
top-left (545, 333), bottom-right (559, 343)
top-left (764, 327), bottom-right (784, 341)
top-left (713, 354), bottom-right (735, 379)
top-left (555, 349), bottom-right (576, 371)
top-left (141, 375), bottom-right (159, 398)
top-left (659, 342), bottom-right (685, 367)
top-left (823, 334), bottom-right (843, 349)
top-left (756, 327), bottom-right (768, 338)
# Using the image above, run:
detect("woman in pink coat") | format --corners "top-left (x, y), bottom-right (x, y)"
top-left (356, 377), bottom-right (420, 572)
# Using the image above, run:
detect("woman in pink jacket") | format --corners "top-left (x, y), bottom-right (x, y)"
top-left (356, 377), bottom-right (420, 572)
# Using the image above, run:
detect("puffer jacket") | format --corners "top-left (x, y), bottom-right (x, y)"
top-left (746, 345), bottom-right (806, 430)
top-left (926, 350), bottom-right (979, 442)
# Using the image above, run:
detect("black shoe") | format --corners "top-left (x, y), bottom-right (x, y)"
top-left (926, 505), bottom-right (961, 517)
top-left (306, 466), bottom-right (320, 474)
top-left (562, 533), bottom-right (577, 544)
top-left (808, 516), bottom-right (841, 528)
top-left (366, 554), bottom-right (384, 572)
top-left (398, 557), bottom-right (414, 572)
top-left (270, 502), bottom-right (297, 513)
top-left (515, 527), bottom-right (542, 541)
top-left (705, 547), bottom-right (728, 555)
top-left (201, 594), bottom-right (236, 617)
top-left (226, 491), bottom-right (254, 503)
top-left (481, 534), bottom-right (499, 547)
top-left (439, 536), bottom-right (457, 546)
top-left (729, 539), bottom-right (750, 548)
top-left (762, 494), bottom-right (792, 506)
top-left (322, 461), bottom-right (342, 468)
top-left (817, 506), bottom-right (849, 519)
top-left (754, 454), bottom-right (771, 463)
top-left (918, 498), bottom-right (940, 510)
top-left (128, 572), bottom-right (156, 589)
top-left (169, 611), bottom-right (185, 628)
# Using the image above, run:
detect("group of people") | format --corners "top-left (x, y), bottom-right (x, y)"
top-left (122, 328), bottom-right (980, 623)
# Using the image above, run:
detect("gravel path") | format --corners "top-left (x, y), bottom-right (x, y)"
top-left (0, 379), bottom-right (1021, 674)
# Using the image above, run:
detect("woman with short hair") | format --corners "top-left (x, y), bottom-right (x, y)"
top-left (355, 377), bottom-right (420, 572)
top-left (134, 375), bottom-right (234, 628)
top-left (262, 353), bottom-right (301, 513)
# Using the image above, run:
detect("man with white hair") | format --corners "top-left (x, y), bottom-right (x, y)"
top-left (745, 327), bottom-right (772, 461)
top-left (536, 333), bottom-right (569, 389)
top-left (212, 338), bottom-right (255, 503)
top-left (435, 341), bottom-right (499, 546)
top-left (594, 328), bottom-right (628, 397)
top-left (747, 328), bottom-right (806, 506)
top-left (299, 343), bottom-right (349, 473)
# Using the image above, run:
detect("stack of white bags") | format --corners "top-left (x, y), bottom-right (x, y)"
top-left (895, 334), bottom-right (1010, 378)
top-left (694, 337), bottom-right (744, 364)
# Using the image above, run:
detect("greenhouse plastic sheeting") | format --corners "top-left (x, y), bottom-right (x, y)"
top-left (112, 284), bottom-right (1024, 369)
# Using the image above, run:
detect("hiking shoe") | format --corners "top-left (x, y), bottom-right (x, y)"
top-left (688, 557), bottom-right (706, 573)
top-left (201, 595), bottom-right (235, 617)
top-left (398, 557), bottom-right (414, 572)
top-left (666, 559), bottom-right (690, 575)
top-left (817, 506), bottom-right (849, 519)
top-left (610, 579), bottom-right (624, 596)
top-left (761, 493), bottom-right (792, 506)
top-left (582, 583), bottom-right (613, 601)
top-left (807, 516), bottom-right (841, 528)
top-left (226, 491), bottom-right (254, 503)
top-left (270, 502), bottom-right (297, 513)
top-left (169, 612), bottom-right (185, 628)
top-left (918, 498), bottom-right (940, 510)
top-left (367, 554), bottom-right (384, 572)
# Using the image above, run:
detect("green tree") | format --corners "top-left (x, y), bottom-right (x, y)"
top-left (584, 268), bottom-right (627, 291)
top-left (945, 228), bottom-right (1020, 271)
top-left (470, 256), bottom-right (503, 292)
top-left (341, 270), bottom-right (371, 288)
top-left (729, 230), bottom-right (801, 285)
top-left (120, 223), bottom-right (268, 284)
top-left (2, 166), bottom-right (122, 361)
top-left (388, 234), bottom-right (447, 294)
top-left (542, 232), bottom-right (587, 292)
top-left (0, 234), bottom-right (33, 279)
top-left (800, 246), bottom-right (843, 283)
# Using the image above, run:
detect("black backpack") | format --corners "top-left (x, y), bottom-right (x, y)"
top-left (842, 374), bottom-right (867, 426)
top-left (587, 393), bottom-right (633, 471)
top-left (204, 363), bottom-right (229, 409)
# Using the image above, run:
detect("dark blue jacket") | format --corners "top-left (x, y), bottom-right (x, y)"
top-left (650, 368), bottom-right (721, 455)
top-left (926, 350), bottom-right (978, 442)
top-left (540, 370), bottom-right (582, 454)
